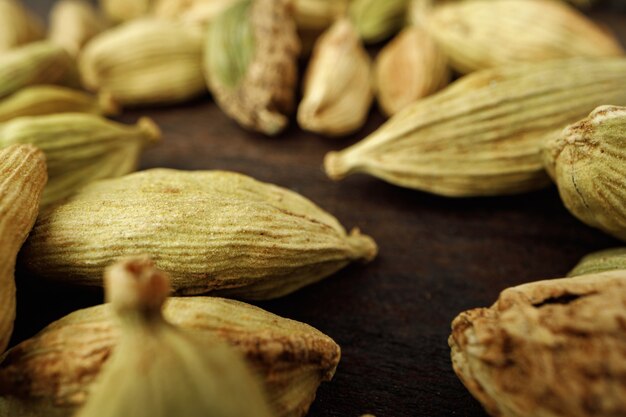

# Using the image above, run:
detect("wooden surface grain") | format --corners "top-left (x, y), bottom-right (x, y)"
top-left (13, 2), bottom-right (626, 416)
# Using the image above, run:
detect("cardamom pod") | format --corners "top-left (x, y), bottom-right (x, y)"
top-left (0, 85), bottom-right (117, 122)
top-left (0, 278), bottom-right (340, 417)
top-left (79, 18), bottom-right (205, 107)
top-left (293, 0), bottom-right (350, 55)
top-left (349, 0), bottom-right (409, 43)
top-left (418, 0), bottom-right (623, 74)
top-left (204, 0), bottom-right (300, 135)
top-left (569, 248), bottom-right (626, 277)
top-left (20, 169), bottom-right (377, 298)
top-left (49, 0), bottom-right (107, 57)
top-left (153, 0), bottom-right (241, 27)
top-left (0, 41), bottom-right (78, 100)
top-left (0, 0), bottom-right (43, 52)
top-left (99, 0), bottom-right (153, 23)
top-left (450, 271), bottom-right (626, 417)
top-left (0, 145), bottom-right (47, 353)
top-left (324, 57), bottom-right (626, 197)
top-left (297, 19), bottom-right (373, 137)
top-left (543, 105), bottom-right (626, 241)
top-left (0, 114), bottom-right (159, 206)
top-left (374, 26), bottom-right (449, 117)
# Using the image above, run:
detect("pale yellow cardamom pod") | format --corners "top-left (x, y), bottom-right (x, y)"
top-left (49, 0), bottom-right (108, 57)
top-left (79, 18), bottom-right (205, 107)
top-left (153, 0), bottom-right (241, 27)
top-left (20, 169), bottom-right (377, 298)
top-left (204, 0), bottom-right (300, 135)
top-left (297, 19), bottom-right (373, 137)
top-left (293, 0), bottom-right (350, 55)
top-left (374, 26), bottom-right (449, 117)
top-left (349, 0), bottom-right (409, 43)
top-left (569, 248), bottom-right (626, 277)
top-left (0, 114), bottom-right (160, 206)
top-left (450, 271), bottom-right (626, 417)
top-left (99, 0), bottom-right (154, 22)
top-left (0, 0), bottom-right (43, 52)
top-left (0, 145), bottom-right (47, 353)
top-left (324, 58), bottom-right (626, 197)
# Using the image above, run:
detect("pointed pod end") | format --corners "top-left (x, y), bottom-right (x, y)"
top-left (98, 91), bottom-right (120, 116)
top-left (324, 151), bottom-right (351, 181)
top-left (137, 117), bottom-right (162, 145)
top-left (347, 228), bottom-right (378, 263)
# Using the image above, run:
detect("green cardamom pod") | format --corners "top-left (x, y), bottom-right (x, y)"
top-left (49, 0), bottom-right (108, 57)
top-left (0, 0), bottom-right (43, 52)
top-left (349, 0), bottom-right (409, 43)
top-left (569, 248), bottom-right (626, 277)
top-left (293, 0), bottom-right (350, 55)
top-left (99, 0), bottom-right (154, 23)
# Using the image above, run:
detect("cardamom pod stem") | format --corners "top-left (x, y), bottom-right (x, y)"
top-left (49, 0), bottom-right (108, 57)
top-left (349, 0), bottom-right (409, 43)
top-left (569, 248), bottom-right (626, 277)
top-left (0, 0), bottom-right (43, 52)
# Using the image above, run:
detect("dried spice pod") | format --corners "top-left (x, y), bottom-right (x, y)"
top-left (0, 145), bottom-right (47, 353)
top-left (153, 0), bottom-right (241, 27)
top-left (450, 271), bottom-right (626, 417)
top-left (79, 19), bottom-right (205, 107)
top-left (297, 19), bottom-right (373, 137)
top-left (324, 57), bottom-right (626, 197)
top-left (418, 0), bottom-right (623, 74)
top-left (374, 26), bottom-right (449, 117)
top-left (293, 0), bottom-right (350, 55)
top-left (204, 0), bottom-right (300, 135)
top-left (49, 0), bottom-right (108, 57)
top-left (569, 248), bottom-right (626, 277)
top-left (99, 0), bottom-right (153, 22)
top-left (0, 0), bottom-right (43, 52)
top-left (0, 289), bottom-right (340, 417)
top-left (349, 0), bottom-right (409, 43)
top-left (0, 114), bottom-right (159, 206)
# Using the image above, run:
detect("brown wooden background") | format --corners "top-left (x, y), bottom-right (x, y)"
top-left (15, 2), bottom-right (626, 416)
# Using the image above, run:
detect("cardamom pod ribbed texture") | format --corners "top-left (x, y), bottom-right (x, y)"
top-left (49, 0), bottom-right (107, 57)
top-left (418, 0), bottom-right (623, 74)
top-left (0, 145), bottom-right (47, 353)
top-left (324, 57), bottom-right (626, 197)
top-left (450, 271), bottom-right (626, 417)
top-left (349, 0), bottom-right (409, 43)
top-left (0, 114), bottom-right (159, 206)
top-left (0, 293), bottom-right (340, 417)
top-left (297, 19), bottom-right (373, 137)
top-left (569, 248), bottom-right (626, 277)
top-left (204, 0), bottom-right (300, 135)
top-left (543, 105), bottom-right (626, 241)
top-left (19, 169), bottom-right (377, 298)
top-left (99, 0), bottom-right (153, 22)
top-left (79, 19), bottom-right (205, 107)
top-left (0, 0), bottom-right (43, 52)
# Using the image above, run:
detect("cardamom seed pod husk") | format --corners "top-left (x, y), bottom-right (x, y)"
top-left (0, 0), bottom-right (43, 52)
top-left (325, 57), bottom-right (626, 197)
top-left (0, 114), bottom-right (159, 206)
top-left (293, 0), bottom-right (350, 55)
top-left (297, 19), bottom-right (373, 137)
top-left (99, 0), bottom-right (153, 23)
top-left (450, 270), bottom-right (626, 417)
top-left (569, 248), bottom-right (626, 277)
top-left (79, 18), bottom-right (205, 107)
top-left (204, 0), bottom-right (300, 135)
top-left (153, 0), bottom-right (241, 27)
top-left (49, 0), bottom-right (108, 57)
top-left (0, 145), bottom-right (47, 353)
top-left (349, 0), bottom-right (409, 43)
top-left (19, 169), bottom-right (377, 298)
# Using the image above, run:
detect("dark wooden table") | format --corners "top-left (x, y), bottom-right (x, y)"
top-left (15, 2), bottom-right (626, 416)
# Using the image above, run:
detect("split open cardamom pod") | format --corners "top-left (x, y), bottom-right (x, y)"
top-left (0, 0), bottom-right (43, 52)
top-left (49, 0), bottom-right (107, 57)
top-left (569, 248), bottom-right (626, 277)
top-left (349, 0), bottom-right (409, 43)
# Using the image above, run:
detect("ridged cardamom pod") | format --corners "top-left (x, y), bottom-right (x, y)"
top-left (297, 19), bottom-right (373, 137)
top-left (0, 85), bottom-right (117, 123)
top-left (0, 0), bottom-right (43, 52)
top-left (418, 0), bottom-right (623, 74)
top-left (293, 0), bottom-right (350, 55)
top-left (153, 0), bottom-right (241, 27)
top-left (543, 105), bottom-right (626, 241)
top-left (569, 248), bottom-right (626, 277)
top-left (19, 169), bottom-right (377, 298)
top-left (450, 271), bottom-right (626, 417)
top-left (0, 279), bottom-right (340, 417)
top-left (0, 114), bottom-right (160, 206)
top-left (324, 58), bottom-right (626, 197)
top-left (204, 0), bottom-right (300, 135)
top-left (0, 145), bottom-right (47, 353)
top-left (0, 42), bottom-right (78, 100)
top-left (49, 0), bottom-right (107, 57)
top-left (374, 26), bottom-right (449, 117)
top-left (99, 0), bottom-right (153, 23)
top-left (79, 19), bottom-right (205, 107)
top-left (349, 0), bottom-right (409, 43)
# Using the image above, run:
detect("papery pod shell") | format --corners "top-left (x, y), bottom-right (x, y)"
top-left (374, 26), bottom-right (449, 117)
top-left (204, 0), bottom-right (300, 135)
top-left (99, 0), bottom-right (153, 22)
top-left (0, 145), bottom-right (47, 353)
top-left (49, 0), bottom-right (108, 57)
top-left (0, 0), bottom-right (43, 52)
top-left (569, 248), bottom-right (626, 277)
top-left (419, 0), bottom-right (623, 74)
top-left (20, 169), bottom-right (377, 298)
top-left (450, 271), bottom-right (626, 417)
top-left (349, 0), bottom-right (409, 43)
top-left (0, 85), bottom-right (117, 123)
top-left (543, 105), bottom-right (626, 241)
top-left (79, 19), bottom-right (205, 107)
top-left (293, 0), bottom-right (350, 55)
top-left (297, 19), bottom-right (372, 137)
top-left (0, 114), bottom-right (160, 206)
top-left (0, 296), bottom-right (341, 417)
top-left (0, 42), bottom-right (78, 100)
top-left (324, 58), bottom-right (626, 197)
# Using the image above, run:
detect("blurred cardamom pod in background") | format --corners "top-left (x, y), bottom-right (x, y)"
top-left (569, 248), bottom-right (626, 277)
top-left (153, 0), bottom-right (241, 27)
top-left (349, 0), bottom-right (409, 43)
top-left (0, 0), bottom-right (43, 53)
top-left (293, 0), bottom-right (350, 55)
top-left (49, 0), bottom-right (108, 57)
top-left (99, 0), bottom-right (154, 23)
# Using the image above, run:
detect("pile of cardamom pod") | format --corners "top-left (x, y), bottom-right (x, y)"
top-left (1, 0), bottom-right (626, 415)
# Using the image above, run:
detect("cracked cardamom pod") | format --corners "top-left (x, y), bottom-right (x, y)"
top-left (293, 0), bottom-right (350, 55)
top-left (204, 0), bottom-right (300, 135)
top-left (0, 0), bottom-right (43, 52)
top-left (19, 169), bottom-right (377, 298)
top-left (569, 248), bottom-right (626, 277)
top-left (450, 271), bottom-right (626, 417)
top-left (349, 0), bottom-right (409, 43)
top-left (325, 57), bottom-right (626, 197)
top-left (418, 0), bottom-right (623, 74)
top-left (0, 145), bottom-right (47, 353)
top-left (374, 26), bottom-right (449, 117)
top-left (79, 19), bottom-right (205, 107)
top-left (49, 0), bottom-right (107, 57)
top-left (543, 105), bottom-right (626, 241)
top-left (0, 277), bottom-right (340, 417)
top-left (297, 19), bottom-right (373, 137)
top-left (99, 0), bottom-right (153, 22)
top-left (0, 114), bottom-right (159, 206)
